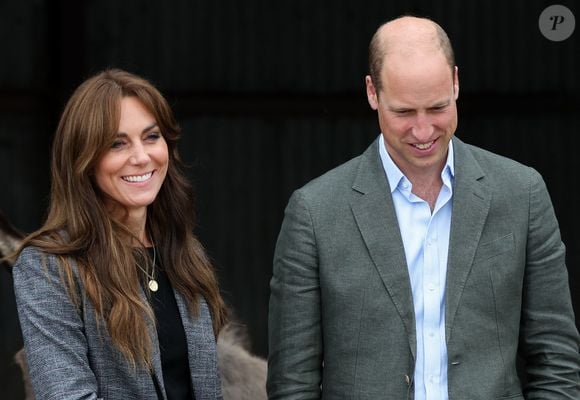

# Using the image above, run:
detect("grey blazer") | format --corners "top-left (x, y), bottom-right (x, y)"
top-left (13, 246), bottom-right (223, 400)
top-left (268, 137), bottom-right (580, 399)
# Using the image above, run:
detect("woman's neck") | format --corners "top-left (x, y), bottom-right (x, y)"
top-left (109, 206), bottom-right (149, 245)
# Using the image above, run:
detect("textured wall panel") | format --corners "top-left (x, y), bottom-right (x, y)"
top-left (0, 1), bottom-right (48, 90)
top-left (83, 0), bottom-right (578, 93)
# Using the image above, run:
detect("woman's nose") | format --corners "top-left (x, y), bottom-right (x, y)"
top-left (129, 143), bottom-right (150, 165)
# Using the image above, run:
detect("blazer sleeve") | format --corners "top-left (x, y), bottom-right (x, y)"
top-left (267, 190), bottom-right (323, 400)
top-left (519, 168), bottom-right (580, 399)
top-left (13, 247), bottom-right (100, 400)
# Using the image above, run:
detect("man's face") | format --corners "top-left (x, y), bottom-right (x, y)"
top-left (366, 52), bottom-right (459, 178)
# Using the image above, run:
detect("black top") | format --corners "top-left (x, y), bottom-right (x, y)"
top-left (146, 247), bottom-right (194, 400)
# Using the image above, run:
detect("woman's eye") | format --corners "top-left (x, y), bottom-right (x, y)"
top-left (111, 140), bottom-right (124, 149)
top-left (147, 132), bottom-right (161, 140)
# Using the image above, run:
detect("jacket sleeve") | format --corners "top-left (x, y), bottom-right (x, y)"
top-left (13, 247), bottom-right (99, 400)
top-left (520, 168), bottom-right (580, 398)
top-left (267, 190), bottom-right (323, 399)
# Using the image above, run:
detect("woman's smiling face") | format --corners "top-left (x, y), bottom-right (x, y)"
top-left (94, 96), bottom-right (168, 217)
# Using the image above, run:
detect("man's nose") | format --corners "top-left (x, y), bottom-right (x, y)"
top-left (412, 114), bottom-right (434, 141)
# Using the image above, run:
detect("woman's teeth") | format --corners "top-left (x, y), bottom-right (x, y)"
top-left (122, 172), bottom-right (152, 182)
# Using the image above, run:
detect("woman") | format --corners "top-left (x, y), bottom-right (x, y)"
top-left (12, 69), bottom-right (227, 399)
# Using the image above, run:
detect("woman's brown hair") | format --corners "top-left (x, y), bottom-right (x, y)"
top-left (14, 69), bottom-right (227, 369)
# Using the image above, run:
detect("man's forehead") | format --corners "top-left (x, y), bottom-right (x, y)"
top-left (380, 55), bottom-right (456, 104)
top-left (382, 48), bottom-right (450, 79)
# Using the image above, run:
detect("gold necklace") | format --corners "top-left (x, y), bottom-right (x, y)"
top-left (136, 242), bottom-right (158, 292)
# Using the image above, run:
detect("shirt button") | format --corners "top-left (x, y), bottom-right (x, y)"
top-left (428, 331), bottom-right (435, 338)
top-left (428, 283), bottom-right (435, 291)
top-left (402, 182), bottom-right (409, 189)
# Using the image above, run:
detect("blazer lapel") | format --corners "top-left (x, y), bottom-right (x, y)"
top-left (175, 293), bottom-right (220, 400)
top-left (350, 140), bottom-right (417, 359)
top-left (146, 294), bottom-right (168, 400)
top-left (144, 288), bottom-right (219, 400)
top-left (445, 138), bottom-right (491, 342)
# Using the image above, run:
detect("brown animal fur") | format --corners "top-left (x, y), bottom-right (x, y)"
top-left (217, 323), bottom-right (267, 400)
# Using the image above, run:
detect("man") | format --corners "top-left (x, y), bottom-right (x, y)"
top-left (267, 16), bottom-right (580, 399)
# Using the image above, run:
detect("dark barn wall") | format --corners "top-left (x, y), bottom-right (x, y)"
top-left (0, 1), bottom-right (578, 398)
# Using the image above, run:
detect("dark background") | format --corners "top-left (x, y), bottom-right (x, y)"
top-left (0, 1), bottom-right (578, 398)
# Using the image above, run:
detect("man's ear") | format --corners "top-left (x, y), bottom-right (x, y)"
top-left (365, 76), bottom-right (379, 110)
top-left (453, 66), bottom-right (459, 100)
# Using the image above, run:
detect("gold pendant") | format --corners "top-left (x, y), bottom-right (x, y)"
top-left (148, 279), bottom-right (159, 292)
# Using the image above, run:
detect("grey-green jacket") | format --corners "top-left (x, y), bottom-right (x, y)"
top-left (268, 137), bottom-right (580, 399)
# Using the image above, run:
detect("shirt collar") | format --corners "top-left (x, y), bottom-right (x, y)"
top-left (378, 135), bottom-right (455, 194)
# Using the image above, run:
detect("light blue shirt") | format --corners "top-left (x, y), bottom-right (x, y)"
top-left (378, 135), bottom-right (454, 400)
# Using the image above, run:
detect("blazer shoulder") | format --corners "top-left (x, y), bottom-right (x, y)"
top-left (459, 140), bottom-right (541, 187)
top-left (297, 141), bottom-right (377, 200)
top-left (14, 245), bottom-right (82, 299)
top-left (463, 141), bottom-right (526, 169)
top-left (14, 246), bottom-right (57, 275)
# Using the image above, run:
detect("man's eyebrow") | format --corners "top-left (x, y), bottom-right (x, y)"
top-left (430, 100), bottom-right (450, 108)
top-left (388, 105), bottom-right (413, 112)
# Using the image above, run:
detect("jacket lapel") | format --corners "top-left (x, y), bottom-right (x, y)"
top-left (445, 138), bottom-right (491, 342)
top-left (147, 295), bottom-right (168, 400)
top-left (175, 293), bottom-right (220, 400)
top-left (350, 140), bottom-right (417, 358)
top-left (145, 288), bottom-right (219, 400)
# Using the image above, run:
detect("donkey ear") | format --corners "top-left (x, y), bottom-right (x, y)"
top-left (0, 209), bottom-right (23, 268)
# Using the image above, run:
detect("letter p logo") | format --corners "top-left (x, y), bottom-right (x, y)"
top-left (540, 5), bottom-right (576, 41)
top-left (550, 15), bottom-right (566, 30)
